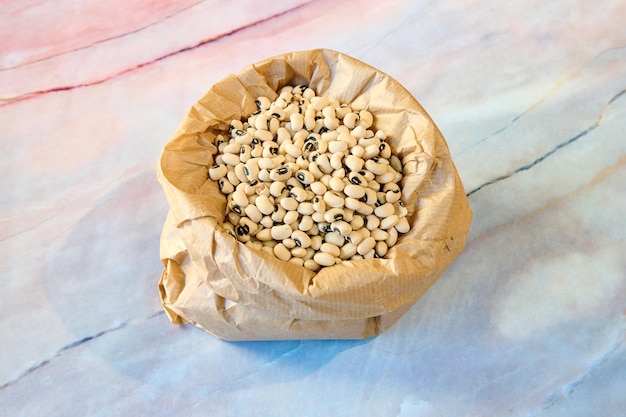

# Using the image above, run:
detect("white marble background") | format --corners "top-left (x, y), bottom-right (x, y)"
top-left (1, 1), bottom-right (625, 416)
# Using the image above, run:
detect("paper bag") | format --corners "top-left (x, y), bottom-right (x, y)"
top-left (157, 49), bottom-right (472, 341)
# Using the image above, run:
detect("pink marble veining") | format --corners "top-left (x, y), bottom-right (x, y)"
top-left (1, 1), bottom-right (625, 416)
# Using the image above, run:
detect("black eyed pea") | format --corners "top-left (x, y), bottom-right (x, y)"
top-left (221, 153), bottom-right (240, 167)
top-left (357, 236), bottom-right (376, 255)
top-left (348, 171), bottom-right (366, 186)
top-left (327, 140), bottom-right (347, 153)
top-left (258, 157), bottom-right (276, 170)
top-left (344, 183), bottom-right (365, 199)
top-left (357, 110), bottom-right (373, 129)
top-left (254, 114), bottom-right (271, 131)
top-left (290, 113), bottom-right (304, 131)
top-left (268, 117), bottom-right (280, 134)
top-left (343, 112), bottom-right (359, 129)
top-left (298, 215), bottom-right (314, 232)
top-left (310, 181), bottom-right (327, 196)
top-left (244, 180), bottom-right (261, 196)
top-left (323, 117), bottom-right (340, 131)
top-left (234, 163), bottom-right (248, 184)
top-left (344, 155), bottom-right (364, 172)
top-left (296, 169), bottom-right (315, 185)
top-left (218, 178), bottom-right (234, 194)
top-left (286, 176), bottom-right (299, 190)
top-left (368, 180), bottom-right (381, 192)
top-left (251, 144), bottom-right (263, 158)
top-left (273, 242), bottom-right (291, 261)
top-left (262, 142), bottom-right (280, 158)
top-left (296, 155), bottom-right (309, 169)
top-left (291, 246), bottom-right (307, 258)
top-left (256, 228), bottom-right (273, 242)
top-left (289, 186), bottom-right (308, 202)
top-left (246, 240), bottom-right (263, 251)
top-left (316, 154), bottom-right (332, 174)
top-left (288, 257), bottom-right (305, 266)
top-left (262, 246), bottom-right (275, 256)
top-left (386, 227), bottom-right (398, 247)
top-left (374, 202), bottom-right (395, 218)
top-left (304, 259), bottom-right (321, 271)
top-left (232, 189), bottom-right (249, 208)
top-left (330, 152), bottom-right (344, 170)
top-left (380, 214), bottom-right (399, 230)
top-left (313, 252), bottom-right (335, 267)
top-left (365, 159), bottom-right (387, 176)
top-left (271, 224), bottom-right (293, 241)
top-left (323, 232), bottom-right (345, 247)
top-left (390, 154), bottom-right (403, 173)
top-left (255, 194), bottom-right (274, 215)
top-left (344, 197), bottom-right (362, 211)
top-left (350, 215), bottom-right (365, 231)
top-left (322, 105), bottom-right (336, 119)
top-left (346, 230), bottom-right (364, 245)
top-left (323, 191), bottom-right (344, 208)
top-left (378, 142), bottom-right (392, 159)
top-left (342, 209), bottom-right (354, 222)
top-left (351, 125), bottom-right (367, 139)
top-left (363, 144), bottom-right (380, 159)
top-left (365, 214), bottom-right (380, 230)
top-left (363, 249), bottom-right (376, 259)
top-left (386, 188), bottom-right (402, 203)
top-left (269, 105), bottom-right (285, 120)
top-left (224, 142), bottom-right (241, 155)
top-left (209, 164), bottom-right (228, 181)
top-left (244, 204), bottom-right (263, 223)
top-left (227, 211), bottom-right (241, 226)
top-left (297, 202), bottom-right (315, 216)
top-left (350, 145), bottom-right (365, 158)
top-left (358, 136), bottom-right (379, 149)
top-left (270, 166), bottom-right (291, 181)
top-left (376, 169), bottom-right (396, 185)
top-left (239, 217), bottom-right (258, 235)
top-left (312, 211), bottom-right (326, 223)
top-left (331, 220), bottom-right (352, 236)
top-left (260, 215), bottom-right (274, 229)
top-left (310, 235), bottom-right (323, 251)
top-left (258, 168), bottom-right (271, 182)
top-left (291, 230), bottom-right (312, 248)
top-left (276, 127), bottom-right (291, 144)
top-left (331, 168), bottom-right (346, 179)
top-left (256, 96), bottom-right (270, 110)
top-left (244, 159), bottom-right (260, 181)
top-left (282, 238), bottom-right (297, 249)
top-left (350, 254), bottom-right (364, 260)
top-left (310, 95), bottom-right (330, 111)
top-left (283, 210), bottom-right (299, 226)
top-left (371, 228), bottom-right (389, 241)
top-left (316, 139), bottom-right (329, 153)
top-left (308, 161), bottom-right (324, 179)
top-left (270, 181), bottom-right (286, 197)
top-left (340, 242), bottom-right (358, 260)
top-left (312, 196), bottom-right (327, 213)
top-left (395, 216), bottom-right (410, 234)
top-left (395, 201), bottom-right (409, 217)
top-left (320, 242), bottom-right (341, 258)
top-left (356, 203), bottom-right (374, 216)
top-left (329, 176), bottom-right (345, 192)
top-left (271, 206), bottom-right (286, 223)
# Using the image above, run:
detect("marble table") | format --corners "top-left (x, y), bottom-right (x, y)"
top-left (1, 1), bottom-right (624, 416)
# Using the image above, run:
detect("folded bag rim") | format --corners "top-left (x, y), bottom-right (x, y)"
top-left (157, 48), bottom-right (472, 324)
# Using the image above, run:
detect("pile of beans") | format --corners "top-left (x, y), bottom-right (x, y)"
top-left (208, 85), bottom-right (410, 271)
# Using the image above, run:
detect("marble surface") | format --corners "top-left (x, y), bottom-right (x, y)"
top-left (1, 1), bottom-right (625, 416)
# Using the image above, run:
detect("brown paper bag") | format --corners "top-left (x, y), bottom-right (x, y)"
top-left (157, 49), bottom-right (472, 341)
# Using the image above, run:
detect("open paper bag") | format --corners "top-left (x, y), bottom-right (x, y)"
top-left (157, 49), bottom-right (472, 340)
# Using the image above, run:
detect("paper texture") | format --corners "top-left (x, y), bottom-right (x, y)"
top-left (157, 49), bottom-right (472, 340)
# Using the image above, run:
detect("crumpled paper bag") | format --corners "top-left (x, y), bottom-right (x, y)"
top-left (157, 48), bottom-right (472, 341)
